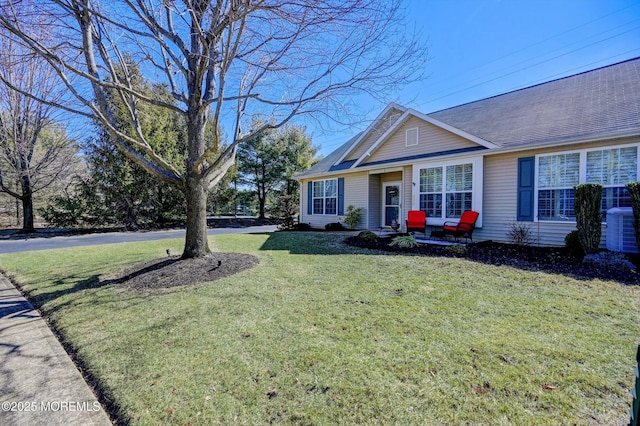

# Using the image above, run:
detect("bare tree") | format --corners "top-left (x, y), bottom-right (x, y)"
top-left (0, 0), bottom-right (427, 257)
top-left (0, 29), bottom-right (77, 232)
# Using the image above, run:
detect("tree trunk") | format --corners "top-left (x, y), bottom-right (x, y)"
top-left (21, 194), bottom-right (35, 232)
top-left (125, 203), bottom-right (139, 231)
top-left (182, 107), bottom-right (211, 259)
top-left (258, 196), bottom-right (266, 219)
top-left (182, 176), bottom-right (211, 258)
top-left (20, 174), bottom-right (35, 232)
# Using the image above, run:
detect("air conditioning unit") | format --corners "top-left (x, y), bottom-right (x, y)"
top-left (606, 207), bottom-right (639, 254)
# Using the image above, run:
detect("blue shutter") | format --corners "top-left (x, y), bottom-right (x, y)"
top-left (338, 178), bottom-right (345, 216)
top-left (517, 157), bottom-right (535, 221)
top-left (307, 181), bottom-right (313, 215)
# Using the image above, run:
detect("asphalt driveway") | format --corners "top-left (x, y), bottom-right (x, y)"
top-left (0, 225), bottom-right (279, 254)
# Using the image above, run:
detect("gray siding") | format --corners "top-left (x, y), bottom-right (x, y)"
top-left (478, 151), bottom-right (579, 245)
top-left (477, 147), bottom-right (618, 246)
top-left (300, 172), bottom-right (369, 229)
top-left (368, 175), bottom-right (381, 230)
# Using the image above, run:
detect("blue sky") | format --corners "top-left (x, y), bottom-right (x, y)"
top-left (312, 0), bottom-right (640, 156)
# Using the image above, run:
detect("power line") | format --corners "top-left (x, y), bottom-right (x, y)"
top-left (458, 1), bottom-right (640, 75)
top-left (422, 17), bottom-right (640, 101)
top-left (414, 0), bottom-right (640, 109)
top-left (502, 48), bottom-right (640, 92)
top-left (420, 24), bottom-right (640, 109)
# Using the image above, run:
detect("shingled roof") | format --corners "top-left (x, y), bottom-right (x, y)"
top-left (299, 57), bottom-right (640, 178)
top-left (430, 57), bottom-right (640, 148)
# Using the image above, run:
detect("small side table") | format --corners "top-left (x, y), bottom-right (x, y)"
top-left (430, 230), bottom-right (445, 239)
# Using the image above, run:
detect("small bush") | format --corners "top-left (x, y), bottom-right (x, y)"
top-left (564, 230), bottom-right (584, 256)
top-left (290, 223), bottom-right (311, 231)
top-left (445, 244), bottom-right (467, 256)
top-left (277, 215), bottom-right (298, 231)
top-left (506, 221), bottom-right (534, 246)
top-left (343, 205), bottom-right (363, 229)
top-left (356, 230), bottom-right (378, 242)
top-left (389, 235), bottom-right (418, 249)
top-left (582, 251), bottom-right (635, 272)
top-left (325, 222), bottom-right (344, 231)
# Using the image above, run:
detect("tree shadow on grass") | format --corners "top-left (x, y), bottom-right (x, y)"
top-left (4, 252), bottom-right (260, 315)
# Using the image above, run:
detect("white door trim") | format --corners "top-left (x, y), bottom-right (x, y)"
top-left (382, 181), bottom-right (402, 228)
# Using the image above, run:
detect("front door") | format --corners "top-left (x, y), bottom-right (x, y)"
top-left (382, 182), bottom-right (401, 227)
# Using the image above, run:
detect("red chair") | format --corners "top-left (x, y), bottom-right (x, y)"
top-left (442, 210), bottom-right (479, 242)
top-left (406, 210), bottom-right (427, 237)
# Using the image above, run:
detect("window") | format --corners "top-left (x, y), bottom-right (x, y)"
top-left (312, 178), bottom-right (338, 215)
top-left (537, 153), bottom-right (579, 221)
top-left (418, 162), bottom-right (473, 219)
top-left (446, 163), bottom-right (473, 217)
top-left (419, 167), bottom-right (442, 217)
top-left (536, 145), bottom-right (638, 221)
top-left (587, 147), bottom-right (636, 216)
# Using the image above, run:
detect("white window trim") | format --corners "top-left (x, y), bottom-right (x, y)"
top-left (312, 178), bottom-right (339, 215)
top-left (406, 127), bottom-right (419, 147)
top-left (412, 156), bottom-right (484, 227)
top-left (534, 142), bottom-right (640, 223)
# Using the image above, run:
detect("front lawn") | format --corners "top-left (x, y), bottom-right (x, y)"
top-left (0, 232), bottom-right (638, 424)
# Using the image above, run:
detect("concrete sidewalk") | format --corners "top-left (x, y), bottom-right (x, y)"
top-left (0, 274), bottom-right (112, 426)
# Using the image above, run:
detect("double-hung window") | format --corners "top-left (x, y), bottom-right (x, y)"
top-left (446, 163), bottom-right (473, 217)
top-left (419, 167), bottom-right (442, 217)
top-left (312, 178), bottom-right (338, 215)
top-left (536, 144), bottom-right (638, 221)
top-left (537, 153), bottom-right (579, 221)
top-left (586, 147), bottom-right (636, 216)
top-left (416, 159), bottom-right (479, 221)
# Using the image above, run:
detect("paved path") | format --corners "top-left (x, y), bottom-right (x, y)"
top-left (0, 274), bottom-right (112, 426)
top-left (0, 225), bottom-right (279, 254)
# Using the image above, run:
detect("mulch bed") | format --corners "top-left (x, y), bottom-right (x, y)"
top-left (345, 236), bottom-right (640, 285)
top-left (111, 253), bottom-right (259, 290)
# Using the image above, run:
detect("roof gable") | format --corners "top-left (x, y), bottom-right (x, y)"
top-left (353, 108), bottom-right (498, 167)
top-left (333, 103), bottom-right (406, 164)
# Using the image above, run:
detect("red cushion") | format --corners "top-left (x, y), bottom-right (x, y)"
top-left (407, 211), bottom-right (426, 228)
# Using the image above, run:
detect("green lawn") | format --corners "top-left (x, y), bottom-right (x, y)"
top-left (1, 232), bottom-right (638, 425)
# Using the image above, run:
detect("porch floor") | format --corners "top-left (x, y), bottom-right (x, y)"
top-left (414, 236), bottom-right (472, 246)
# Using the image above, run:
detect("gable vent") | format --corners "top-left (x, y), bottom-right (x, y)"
top-left (389, 112), bottom-right (402, 126)
top-left (406, 127), bottom-right (419, 147)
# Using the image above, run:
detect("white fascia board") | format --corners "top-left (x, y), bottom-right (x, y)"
top-left (480, 132), bottom-right (640, 157)
top-left (333, 102), bottom-right (407, 166)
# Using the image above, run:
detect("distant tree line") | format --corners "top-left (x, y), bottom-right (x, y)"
top-left (0, 25), bottom-right (79, 231)
top-left (36, 67), bottom-right (318, 230)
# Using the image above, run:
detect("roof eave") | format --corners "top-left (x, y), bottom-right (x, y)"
top-left (482, 131), bottom-right (640, 157)
top-left (297, 131), bottom-right (640, 180)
